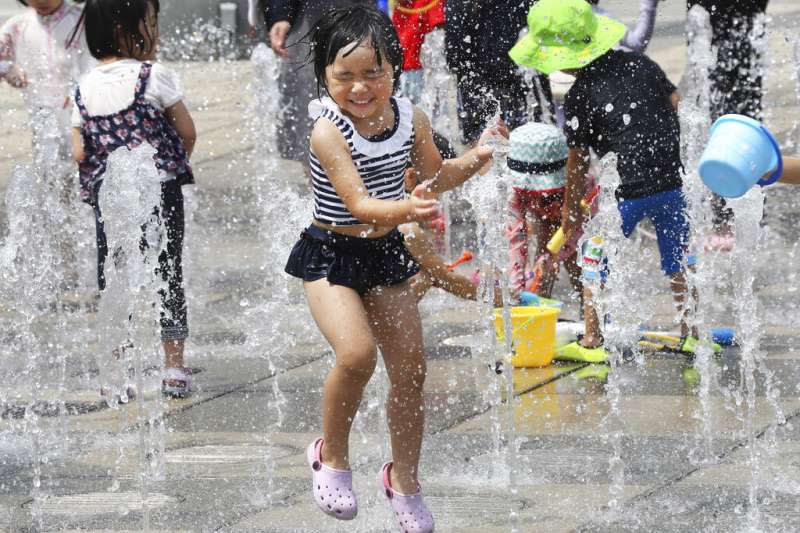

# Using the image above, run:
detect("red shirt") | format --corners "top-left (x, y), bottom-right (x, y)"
top-left (392, 0), bottom-right (445, 71)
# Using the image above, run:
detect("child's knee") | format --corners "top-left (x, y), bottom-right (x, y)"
top-left (334, 344), bottom-right (378, 385)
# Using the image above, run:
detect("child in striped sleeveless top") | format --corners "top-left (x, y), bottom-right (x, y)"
top-left (284, 6), bottom-right (502, 532)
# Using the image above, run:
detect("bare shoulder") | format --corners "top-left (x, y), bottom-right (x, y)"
top-left (310, 117), bottom-right (350, 157)
top-left (411, 105), bottom-right (432, 131)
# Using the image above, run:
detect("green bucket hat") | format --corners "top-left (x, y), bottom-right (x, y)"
top-left (509, 0), bottom-right (627, 75)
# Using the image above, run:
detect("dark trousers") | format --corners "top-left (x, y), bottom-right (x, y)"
top-left (94, 180), bottom-right (188, 341)
top-left (707, 9), bottom-right (766, 226)
top-left (455, 70), bottom-right (553, 144)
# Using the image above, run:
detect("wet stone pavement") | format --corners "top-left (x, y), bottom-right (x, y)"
top-left (3, 1), bottom-right (800, 532)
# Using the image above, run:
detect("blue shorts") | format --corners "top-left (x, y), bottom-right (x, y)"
top-left (618, 187), bottom-right (689, 275)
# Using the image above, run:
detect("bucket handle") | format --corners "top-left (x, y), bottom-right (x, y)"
top-left (757, 125), bottom-right (783, 187)
top-left (496, 313), bottom-right (537, 342)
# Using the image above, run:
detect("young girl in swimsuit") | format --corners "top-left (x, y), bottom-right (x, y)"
top-left (284, 6), bottom-right (500, 531)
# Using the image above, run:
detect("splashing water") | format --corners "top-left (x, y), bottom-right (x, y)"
top-left (246, 42), bottom-right (308, 506)
top-left (577, 155), bottom-right (629, 519)
top-left (679, 4), bottom-right (720, 463)
top-left (420, 28), bottom-right (456, 261)
top-left (0, 101), bottom-right (93, 528)
top-left (96, 145), bottom-right (168, 532)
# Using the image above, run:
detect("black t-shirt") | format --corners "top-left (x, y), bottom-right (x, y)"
top-left (563, 50), bottom-right (682, 200)
top-left (444, 0), bottom-right (528, 82)
top-left (686, 0), bottom-right (768, 19)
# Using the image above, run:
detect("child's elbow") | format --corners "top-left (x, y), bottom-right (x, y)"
top-left (183, 126), bottom-right (197, 145)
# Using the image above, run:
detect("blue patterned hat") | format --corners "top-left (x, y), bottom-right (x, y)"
top-left (506, 122), bottom-right (568, 191)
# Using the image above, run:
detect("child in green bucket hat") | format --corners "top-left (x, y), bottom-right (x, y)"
top-left (510, 0), bottom-right (712, 363)
top-left (509, 0), bottom-right (627, 76)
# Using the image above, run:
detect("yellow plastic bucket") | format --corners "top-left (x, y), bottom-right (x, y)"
top-left (493, 306), bottom-right (560, 368)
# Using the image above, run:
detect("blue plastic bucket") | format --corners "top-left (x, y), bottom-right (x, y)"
top-left (698, 114), bottom-right (782, 198)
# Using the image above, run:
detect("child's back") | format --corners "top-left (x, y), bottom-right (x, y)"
top-left (72, 59), bottom-right (193, 204)
top-left (564, 49), bottom-right (682, 200)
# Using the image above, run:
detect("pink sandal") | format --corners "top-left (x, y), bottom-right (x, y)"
top-left (306, 438), bottom-right (357, 520)
top-left (379, 462), bottom-right (434, 533)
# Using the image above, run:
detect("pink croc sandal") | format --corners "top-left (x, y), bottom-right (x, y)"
top-left (379, 462), bottom-right (434, 533)
top-left (306, 438), bottom-right (357, 520)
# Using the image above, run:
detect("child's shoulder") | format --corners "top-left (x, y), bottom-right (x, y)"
top-left (0, 9), bottom-right (31, 34)
top-left (310, 114), bottom-right (351, 155)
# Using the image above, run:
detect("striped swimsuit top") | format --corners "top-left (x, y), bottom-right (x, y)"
top-left (308, 96), bottom-right (415, 226)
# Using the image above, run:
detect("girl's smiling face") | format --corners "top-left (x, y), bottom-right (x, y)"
top-left (325, 41), bottom-right (393, 123)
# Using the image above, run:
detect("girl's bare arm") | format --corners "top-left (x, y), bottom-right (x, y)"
top-left (408, 107), bottom-right (494, 194)
top-left (71, 128), bottom-right (84, 163)
top-left (779, 156), bottom-right (800, 185)
top-left (164, 101), bottom-right (196, 157)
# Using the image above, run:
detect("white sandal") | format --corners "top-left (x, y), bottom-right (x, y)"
top-left (161, 367), bottom-right (191, 398)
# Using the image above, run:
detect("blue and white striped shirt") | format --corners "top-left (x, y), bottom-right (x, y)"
top-left (308, 96), bottom-right (415, 226)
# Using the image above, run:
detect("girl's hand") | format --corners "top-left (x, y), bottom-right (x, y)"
top-left (478, 118), bottom-right (509, 145)
top-left (409, 183), bottom-right (439, 222)
top-left (474, 119), bottom-right (509, 173)
top-left (6, 64), bottom-right (27, 88)
top-left (269, 21), bottom-right (291, 59)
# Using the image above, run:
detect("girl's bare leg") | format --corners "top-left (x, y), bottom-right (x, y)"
top-left (670, 270), bottom-right (699, 338)
top-left (534, 218), bottom-right (561, 298)
top-left (364, 281), bottom-right (426, 495)
top-left (163, 339), bottom-right (184, 369)
top-left (563, 251), bottom-right (584, 304)
top-left (305, 279), bottom-right (377, 470)
top-left (581, 285), bottom-right (603, 348)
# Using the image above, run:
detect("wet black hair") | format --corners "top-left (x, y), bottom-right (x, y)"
top-left (308, 5), bottom-right (403, 95)
top-left (70, 0), bottom-right (160, 60)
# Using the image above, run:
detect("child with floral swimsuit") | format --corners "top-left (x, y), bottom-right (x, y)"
top-left (70, 0), bottom-right (197, 397)
top-left (284, 6), bottom-right (499, 532)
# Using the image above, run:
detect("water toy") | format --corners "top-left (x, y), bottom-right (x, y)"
top-left (518, 291), bottom-right (563, 309)
top-left (493, 306), bottom-right (561, 367)
top-left (698, 114), bottom-right (782, 198)
top-left (639, 331), bottom-right (722, 355)
top-left (554, 342), bottom-right (608, 363)
top-left (572, 363), bottom-right (610, 382)
top-left (711, 327), bottom-right (735, 346)
top-left (546, 184), bottom-right (601, 255)
top-left (555, 321), bottom-right (584, 349)
top-left (446, 250), bottom-right (473, 270)
top-left (527, 184), bottom-right (601, 294)
top-left (682, 367), bottom-right (700, 387)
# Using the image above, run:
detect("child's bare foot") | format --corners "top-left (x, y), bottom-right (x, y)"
top-left (580, 333), bottom-right (603, 349)
top-left (705, 224), bottom-right (734, 252)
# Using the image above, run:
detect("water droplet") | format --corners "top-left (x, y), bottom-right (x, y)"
top-left (569, 116), bottom-right (580, 130)
top-left (623, 114), bottom-right (631, 125)
top-left (630, 102), bottom-right (637, 109)
top-left (605, 103), bottom-right (614, 112)
top-left (239, 298), bottom-right (249, 307)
